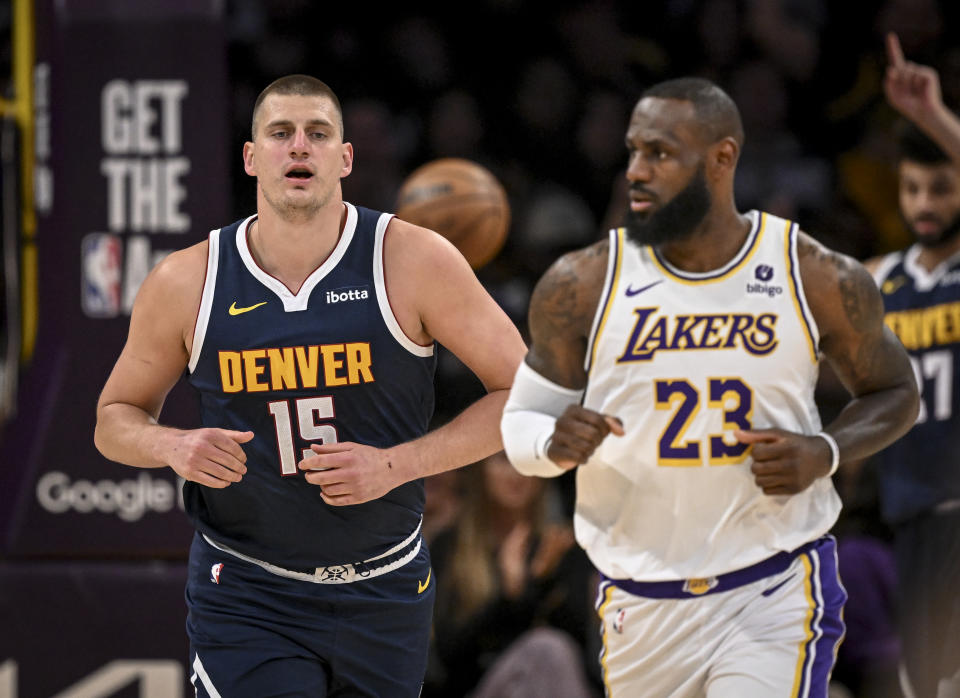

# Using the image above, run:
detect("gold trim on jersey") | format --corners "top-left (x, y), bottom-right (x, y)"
top-left (646, 212), bottom-right (766, 285)
top-left (587, 228), bottom-right (625, 374)
top-left (598, 583), bottom-right (616, 693)
top-left (783, 221), bottom-right (819, 364)
top-left (790, 554), bottom-right (816, 697)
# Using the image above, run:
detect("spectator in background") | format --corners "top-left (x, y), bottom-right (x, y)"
top-left (831, 469), bottom-right (903, 698)
top-left (730, 58), bottom-right (832, 220)
top-left (575, 90), bottom-right (633, 220)
top-left (426, 89), bottom-right (486, 161)
top-left (422, 468), bottom-right (462, 546)
top-left (340, 98), bottom-right (415, 212)
top-left (425, 451), bottom-right (598, 698)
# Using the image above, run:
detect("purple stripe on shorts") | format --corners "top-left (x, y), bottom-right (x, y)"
top-left (795, 536), bottom-right (847, 698)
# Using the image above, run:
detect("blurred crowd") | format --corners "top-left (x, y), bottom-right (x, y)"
top-left (221, 2), bottom-right (958, 696)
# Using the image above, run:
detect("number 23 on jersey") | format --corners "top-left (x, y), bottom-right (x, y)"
top-left (655, 377), bottom-right (752, 467)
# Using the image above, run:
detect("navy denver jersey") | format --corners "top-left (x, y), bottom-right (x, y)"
top-left (871, 245), bottom-right (960, 524)
top-left (185, 203), bottom-right (436, 568)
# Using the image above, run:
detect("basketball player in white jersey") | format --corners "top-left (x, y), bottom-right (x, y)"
top-left (501, 77), bottom-right (920, 698)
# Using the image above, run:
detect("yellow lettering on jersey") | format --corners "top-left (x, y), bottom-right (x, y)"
top-left (346, 343), bottom-right (374, 384)
top-left (217, 343), bottom-right (377, 393)
top-left (942, 303), bottom-right (960, 344)
top-left (935, 303), bottom-right (960, 345)
top-left (885, 301), bottom-right (960, 351)
top-left (243, 349), bottom-right (269, 392)
top-left (268, 347), bottom-right (297, 390)
top-left (321, 344), bottom-right (347, 386)
top-left (219, 351), bottom-right (244, 393)
top-left (295, 346), bottom-right (320, 388)
top-left (921, 310), bottom-right (936, 348)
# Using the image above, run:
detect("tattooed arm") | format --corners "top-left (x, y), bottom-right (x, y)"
top-left (738, 233), bottom-right (919, 495)
top-left (800, 233), bottom-right (918, 456)
top-left (501, 239), bottom-right (624, 472)
top-left (525, 239), bottom-right (610, 387)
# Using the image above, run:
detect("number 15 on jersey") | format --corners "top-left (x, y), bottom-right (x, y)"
top-left (268, 396), bottom-right (339, 475)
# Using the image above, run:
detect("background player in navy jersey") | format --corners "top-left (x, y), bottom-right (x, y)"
top-left (861, 34), bottom-right (960, 698)
top-left (501, 76), bottom-right (919, 697)
top-left (94, 75), bottom-right (526, 697)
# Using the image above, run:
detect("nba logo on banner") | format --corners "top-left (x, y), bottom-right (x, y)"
top-left (81, 233), bottom-right (122, 318)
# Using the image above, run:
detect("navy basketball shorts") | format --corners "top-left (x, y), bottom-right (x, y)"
top-left (185, 532), bottom-right (435, 697)
top-left (594, 536), bottom-right (847, 698)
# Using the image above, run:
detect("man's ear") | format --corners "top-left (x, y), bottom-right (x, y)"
top-left (708, 137), bottom-right (739, 177)
top-left (340, 142), bottom-right (354, 179)
top-left (243, 141), bottom-right (256, 177)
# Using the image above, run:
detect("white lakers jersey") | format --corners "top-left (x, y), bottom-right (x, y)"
top-left (578, 210), bottom-right (841, 581)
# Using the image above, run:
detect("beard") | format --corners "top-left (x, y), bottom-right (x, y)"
top-left (624, 166), bottom-right (711, 247)
top-left (904, 208), bottom-right (960, 249)
top-left (261, 180), bottom-right (328, 223)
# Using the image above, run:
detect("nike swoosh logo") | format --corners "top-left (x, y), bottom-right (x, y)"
top-left (761, 573), bottom-right (796, 597)
top-left (418, 568), bottom-right (432, 594)
top-left (228, 301), bottom-right (267, 316)
top-left (625, 280), bottom-right (663, 297)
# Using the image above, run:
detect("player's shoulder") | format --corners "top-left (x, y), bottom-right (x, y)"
top-left (150, 238), bottom-right (208, 288)
top-left (795, 230), bottom-right (869, 281)
top-left (384, 216), bottom-right (459, 259)
top-left (794, 229), bottom-right (887, 331)
top-left (861, 250), bottom-right (906, 283)
top-left (861, 255), bottom-right (885, 277)
top-left (529, 235), bottom-right (611, 335)
top-left (541, 236), bottom-right (610, 286)
top-left (382, 215), bottom-right (472, 279)
top-left (134, 238), bottom-right (208, 316)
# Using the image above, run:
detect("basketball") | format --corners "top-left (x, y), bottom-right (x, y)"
top-left (395, 158), bottom-right (511, 269)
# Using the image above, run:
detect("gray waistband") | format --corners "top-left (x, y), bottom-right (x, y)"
top-left (202, 519), bottom-right (422, 584)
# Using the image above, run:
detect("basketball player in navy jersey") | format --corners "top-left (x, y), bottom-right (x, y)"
top-left (861, 34), bottom-right (960, 698)
top-left (501, 77), bottom-right (919, 697)
top-left (94, 75), bottom-right (526, 697)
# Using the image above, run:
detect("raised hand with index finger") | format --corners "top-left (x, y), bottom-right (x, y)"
top-left (883, 31), bottom-right (944, 126)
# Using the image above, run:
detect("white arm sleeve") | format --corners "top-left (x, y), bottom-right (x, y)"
top-left (500, 361), bottom-right (585, 477)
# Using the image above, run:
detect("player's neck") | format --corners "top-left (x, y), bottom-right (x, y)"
top-left (249, 202), bottom-right (346, 294)
top-left (656, 209), bottom-right (752, 273)
top-left (915, 233), bottom-right (960, 272)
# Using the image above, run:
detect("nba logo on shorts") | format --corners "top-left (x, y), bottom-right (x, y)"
top-left (682, 577), bottom-right (718, 595)
top-left (210, 563), bottom-right (224, 584)
top-left (81, 233), bottom-right (122, 318)
top-left (613, 608), bottom-right (627, 634)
